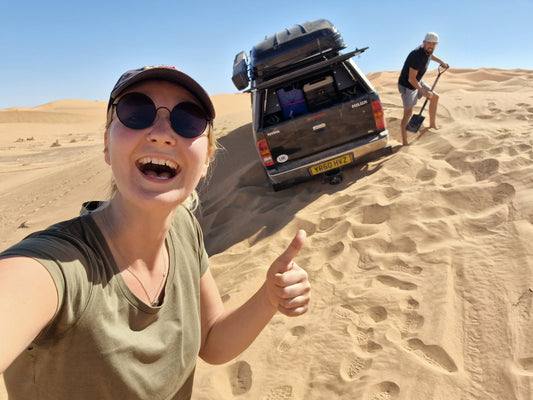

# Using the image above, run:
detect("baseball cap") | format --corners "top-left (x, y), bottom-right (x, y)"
top-left (424, 32), bottom-right (439, 43)
top-left (108, 65), bottom-right (215, 120)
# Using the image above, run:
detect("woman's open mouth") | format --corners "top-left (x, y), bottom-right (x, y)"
top-left (136, 156), bottom-right (179, 180)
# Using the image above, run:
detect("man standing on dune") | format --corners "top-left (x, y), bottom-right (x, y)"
top-left (398, 32), bottom-right (449, 145)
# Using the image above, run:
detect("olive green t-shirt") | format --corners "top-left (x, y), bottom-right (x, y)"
top-left (1, 205), bottom-right (209, 400)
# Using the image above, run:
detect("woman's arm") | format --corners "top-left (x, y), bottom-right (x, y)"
top-left (198, 230), bottom-right (310, 365)
top-left (0, 256), bottom-right (58, 373)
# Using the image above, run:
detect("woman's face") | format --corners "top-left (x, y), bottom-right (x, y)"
top-left (105, 80), bottom-right (211, 209)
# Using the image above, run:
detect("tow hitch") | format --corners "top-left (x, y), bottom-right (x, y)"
top-left (324, 168), bottom-right (343, 185)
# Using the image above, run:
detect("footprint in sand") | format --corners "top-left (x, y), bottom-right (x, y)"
top-left (228, 360), bottom-right (252, 395)
top-left (318, 216), bottom-right (342, 232)
top-left (348, 325), bottom-right (374, 346)
top-left (347, 325), bottom-right (383, 353)
top-left (492, 182), bottom-right (516, 204)
top-left (471, 158), bottom-right (499, 181)
top-left (349, 224), bottom-right (381, 240)
top-left (402, 296), bottom-right (420, 310)
top-left (366, 306), bottom-right (388, 323)
top-left (263, 385), bottom-right (293, 400)
top-left (340, 353), bottom-right (372, 381)
top-left (376, 275), bottom-right (417, 291)
top-left (404, 338), bottom-right (458, 373)
top-left (518, 357), bottom-right (533, 372)
top-left (358, 306), bottom-right (388, 329)
top-left (387, 260), bottom-right (423, 276)
top-left (278, 326), bottom-right (306, 354)
top-left (334, 305), bottom-right (358, 322)
top-left (475, 114), bottom-right (494, 120)
top-left (326, 240), bottom-right (346, 259)
top-left (366, 340), bottom-right (384, 353)
top-left (399, 311), bottom-right (425, 336)
top-left (363, 381), bottom-right (400, 400)
top-left (361, 204), bottom-right (391, 225)
top-left (416, 167), bottom-right (437, 182)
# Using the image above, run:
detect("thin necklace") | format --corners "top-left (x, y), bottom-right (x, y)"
top-left (101, 207), bottom-right (169, 306)
top-left (127, 262), bottom-right (168, 306)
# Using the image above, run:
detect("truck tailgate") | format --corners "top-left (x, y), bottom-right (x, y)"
top-left (262, 94), bottom-right (380, 164)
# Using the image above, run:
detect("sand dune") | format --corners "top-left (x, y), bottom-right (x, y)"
top-left (1, 68), bottom-right (532, 399)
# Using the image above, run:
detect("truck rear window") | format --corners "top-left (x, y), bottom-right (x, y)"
top-left (260, 63), bottom-right (366, 129)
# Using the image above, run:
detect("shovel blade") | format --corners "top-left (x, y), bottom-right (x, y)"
top-left (406, 114), bottom-right (425, 133)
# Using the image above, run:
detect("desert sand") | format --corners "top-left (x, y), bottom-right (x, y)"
top-left (1, 68), bottom-right (532, 399)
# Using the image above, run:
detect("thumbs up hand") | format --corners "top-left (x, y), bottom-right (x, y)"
top-left (265, 230), bottom-right (310, 317)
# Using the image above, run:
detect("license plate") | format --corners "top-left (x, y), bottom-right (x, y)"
top-left (309, 154), bottom-right (352, 175)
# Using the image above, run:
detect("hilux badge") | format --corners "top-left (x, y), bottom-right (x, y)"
top-left (277, 154), bottom-right (289, 163)
top-left (351, 99), bottom-right (368, 109)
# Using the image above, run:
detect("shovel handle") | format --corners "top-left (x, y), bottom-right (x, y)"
top-left (430, 66), bottom-right (446, 91)
top-left (418, 67), bottom-right (447, 113)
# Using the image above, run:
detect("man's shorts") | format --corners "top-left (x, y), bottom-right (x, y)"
top-left (398, 81), bottom-right (431, 108)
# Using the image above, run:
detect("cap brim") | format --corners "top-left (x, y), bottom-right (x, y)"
top-left (109, 67), bottom-right (215, 120)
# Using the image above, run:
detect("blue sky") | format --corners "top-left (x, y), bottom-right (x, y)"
top-left (0, 0), bottom-right (531, 110)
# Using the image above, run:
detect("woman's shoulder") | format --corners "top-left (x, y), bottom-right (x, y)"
top-left (1, 212), bottom-right (103, 265)
top-left (173, 204), bottom-right (201, 230)
top-left (170, 205), bottom-right (205, 249)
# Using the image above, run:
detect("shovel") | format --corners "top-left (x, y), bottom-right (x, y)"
top-left (406, 67), bottom-right (446, 133)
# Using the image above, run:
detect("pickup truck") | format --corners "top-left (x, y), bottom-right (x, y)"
top-left (232, 19), bottom-right (391, 190)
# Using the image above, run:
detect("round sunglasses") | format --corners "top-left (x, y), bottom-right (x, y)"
top-left (113, 92), bottom-right (212, 139)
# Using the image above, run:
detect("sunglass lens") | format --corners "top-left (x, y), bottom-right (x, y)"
top-left (170, 102), bottom-right (208, 138)
top-left (116, 92), bottom-right (156, 130)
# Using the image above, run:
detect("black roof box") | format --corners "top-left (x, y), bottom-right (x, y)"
top-left (250, 19), bottom-right (346, 81)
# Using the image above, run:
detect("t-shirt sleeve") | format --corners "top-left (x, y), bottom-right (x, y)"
top-left (0, 232), bottom-right (95, 338)
top-left (1, 235), bottom-right (71, 307)
top-left (405, 51), bottom-right (421, 71)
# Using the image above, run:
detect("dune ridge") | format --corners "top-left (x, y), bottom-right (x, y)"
top-left (1, 68), bottom-right (532, 400)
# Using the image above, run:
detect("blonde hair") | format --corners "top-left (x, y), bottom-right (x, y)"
top-left (105, 101), bottom-right (217, 211)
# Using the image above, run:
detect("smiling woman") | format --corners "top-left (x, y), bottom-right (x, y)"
top-left (0, 65), bottom-right (311, 400)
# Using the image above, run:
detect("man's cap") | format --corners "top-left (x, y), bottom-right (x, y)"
top-left (108, 65), bottom-right (215, 120)
top-left (424, 32), bottom-right (439, 43)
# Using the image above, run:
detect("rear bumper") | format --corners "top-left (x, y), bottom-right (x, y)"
top-left (266, 129), bottom-right (390, 186)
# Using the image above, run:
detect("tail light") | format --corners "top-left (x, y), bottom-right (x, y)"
top-left (371, 100), bottom-right (386, 130)
top-left (257, 139), bottom-right (274, 166)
